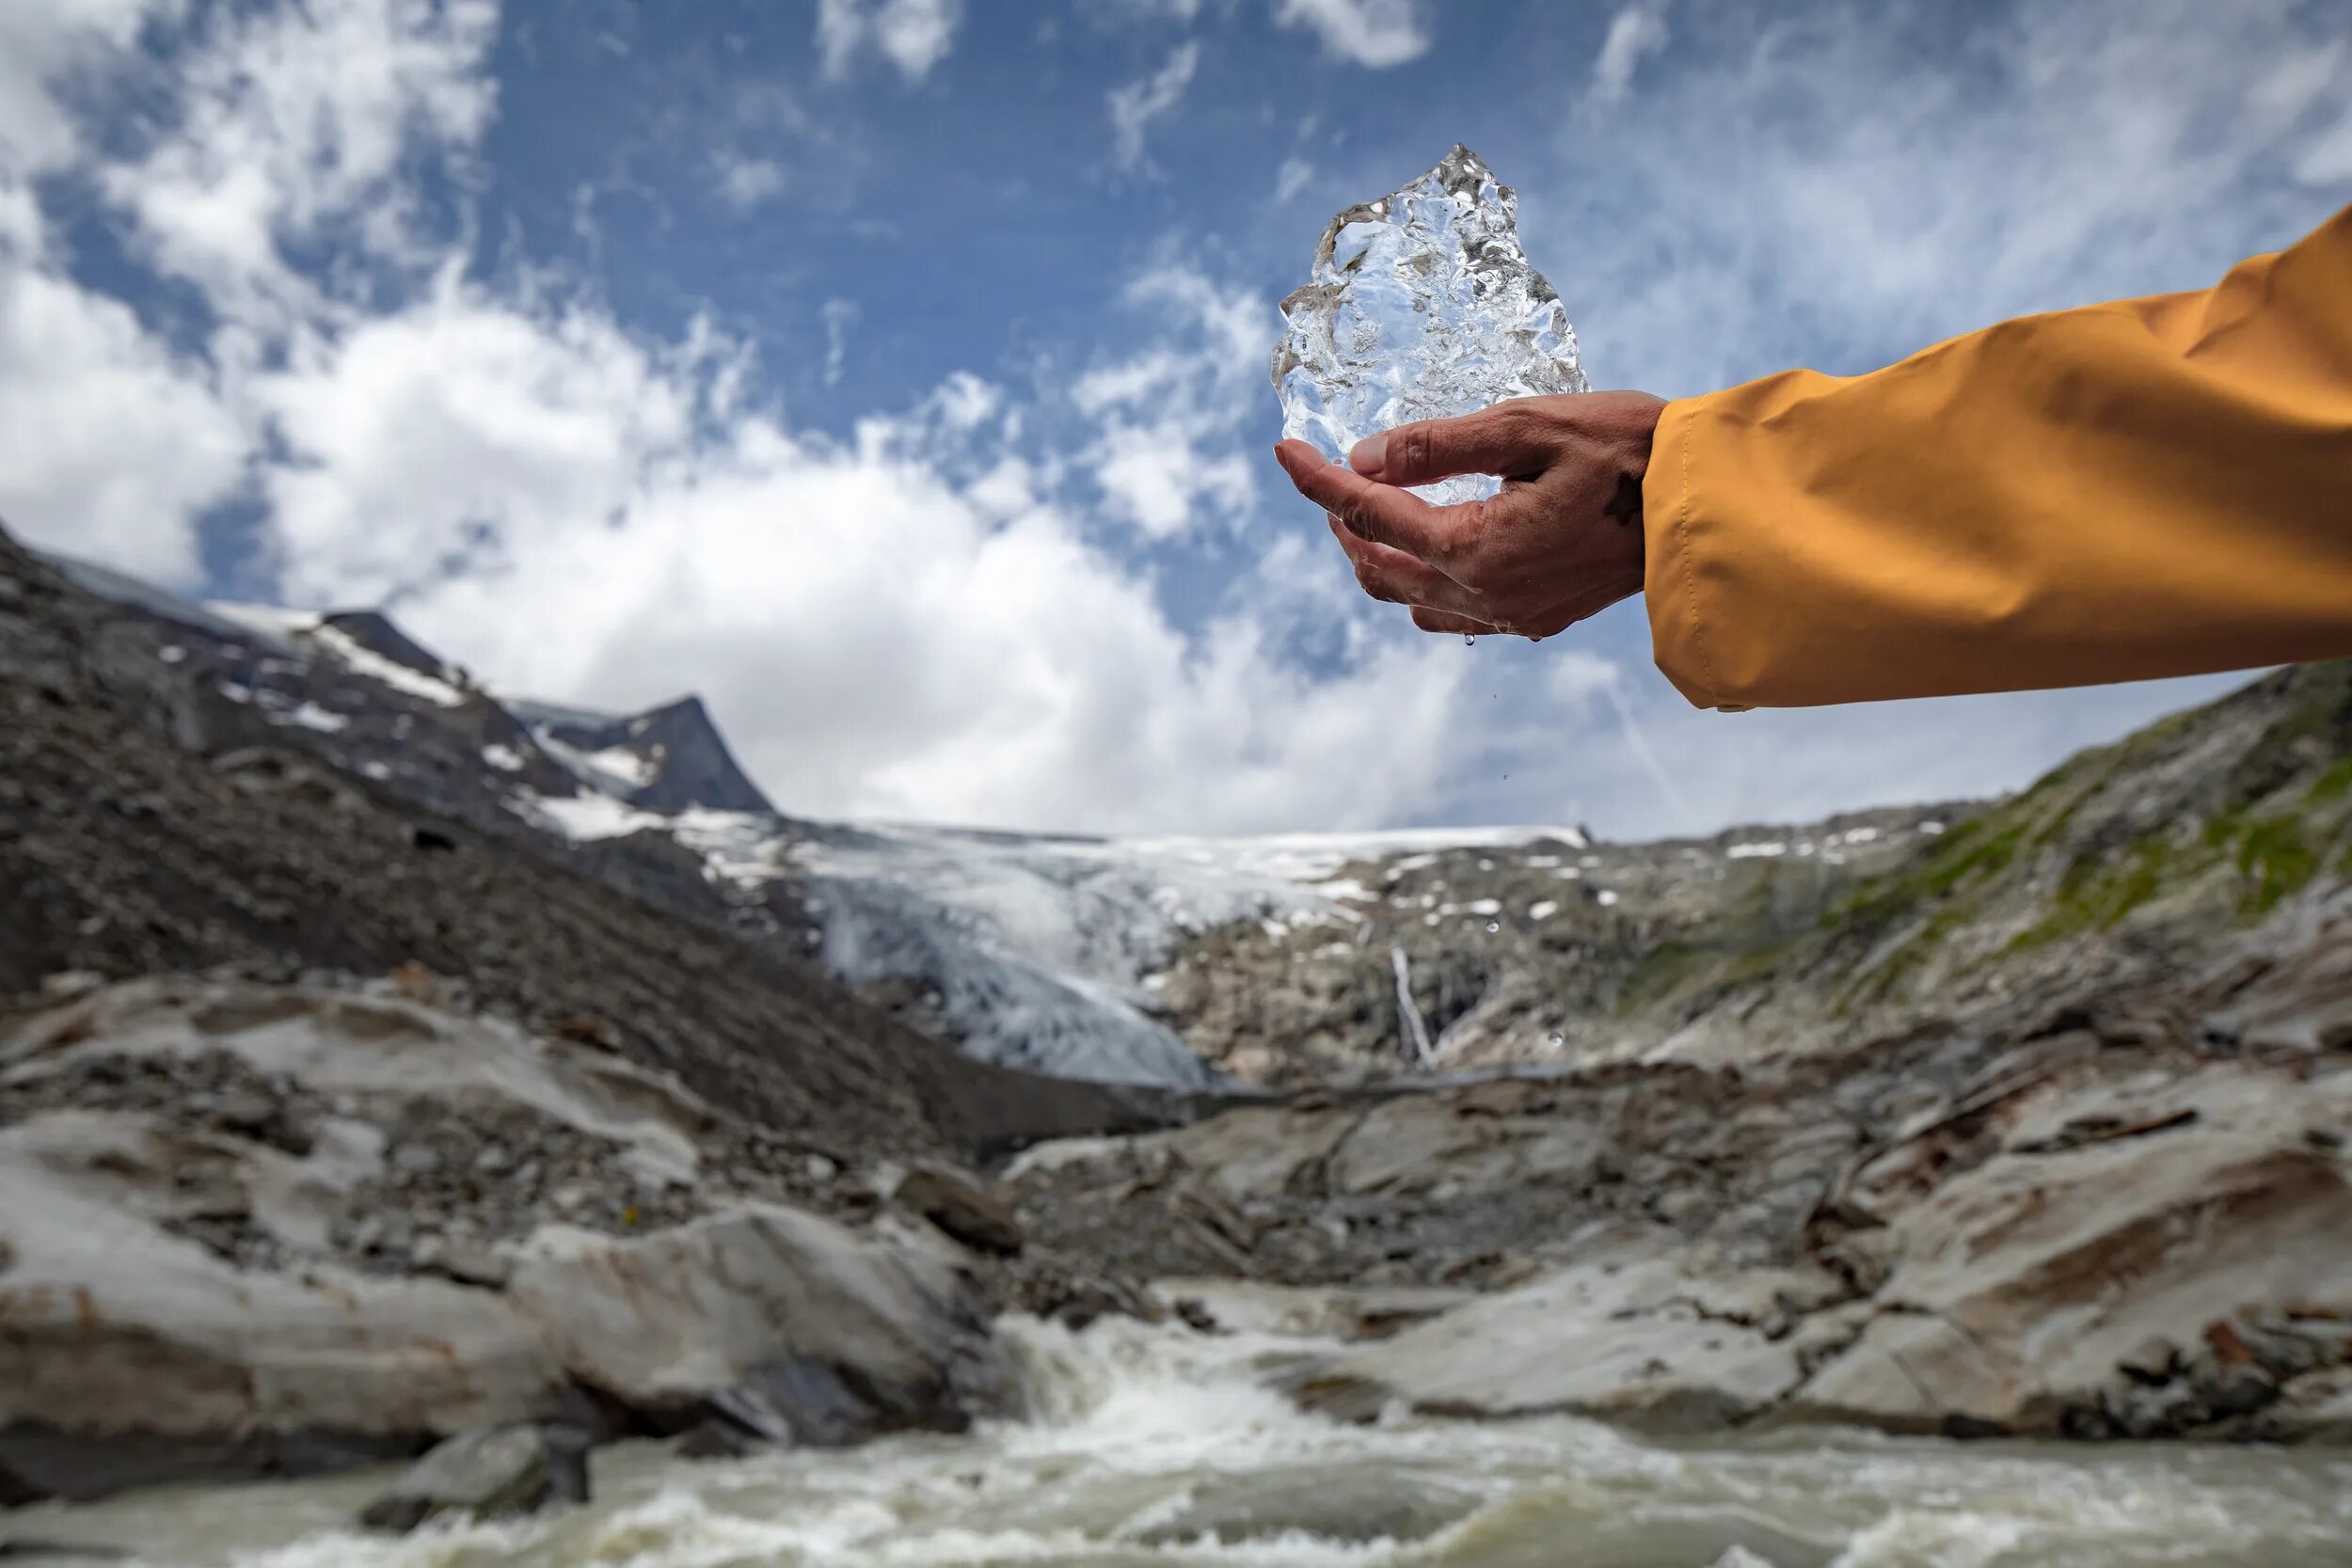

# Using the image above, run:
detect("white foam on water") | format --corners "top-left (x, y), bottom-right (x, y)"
top-left (39, 1317), bottom-right (2352, 1568)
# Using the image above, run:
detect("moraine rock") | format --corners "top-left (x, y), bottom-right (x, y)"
top-left (0, 978), bottom-right (1016, 1502)
top-left (1783, 1061), bottom-right (2352, 1437)
top-left (358, 1423), bottom-right (591, 1533)
top-left (893, 1164), bottom-right (1025, 1256)
top-left (1284, 1240), bottom-right (1844, 1431)
top-left (504, 1205), bottom-right (1001, 1445)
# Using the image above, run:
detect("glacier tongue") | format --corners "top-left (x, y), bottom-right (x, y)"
top-left (1271, 144), bottom-right (1588, 506)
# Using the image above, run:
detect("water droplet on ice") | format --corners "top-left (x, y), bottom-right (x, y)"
top-left (1548, 1032), bottom-right (1564, 1048)
top-left (1486, 921), bottom-right (1500, 933)
top-left (1464, 634), bottom-right (1476, 645)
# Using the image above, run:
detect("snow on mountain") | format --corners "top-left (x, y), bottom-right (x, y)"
top-left (47, 554), bottom-right (1658, 1089)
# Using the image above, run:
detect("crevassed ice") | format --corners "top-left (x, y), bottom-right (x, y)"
top-left (1271, 144), bottom-right (1587, 506)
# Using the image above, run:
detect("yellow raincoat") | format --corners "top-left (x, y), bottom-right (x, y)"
top-left (1643, 203), bottom-right (2352, 710)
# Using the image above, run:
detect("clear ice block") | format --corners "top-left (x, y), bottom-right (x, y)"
top-left (1271, 145), bottom-right (1587, 506)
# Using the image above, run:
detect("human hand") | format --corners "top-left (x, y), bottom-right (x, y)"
top-left (1272, 390), bottom-right (1666, 639)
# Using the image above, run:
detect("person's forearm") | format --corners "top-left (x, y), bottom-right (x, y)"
top-left (1644, 204), bottom-right (2352, 710)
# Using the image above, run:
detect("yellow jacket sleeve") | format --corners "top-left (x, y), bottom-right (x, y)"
top-left (1642, 203), bottom-right (2352, 710)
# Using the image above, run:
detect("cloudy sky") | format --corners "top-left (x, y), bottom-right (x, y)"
top-left (3, 0), bottom-right (2346, 839)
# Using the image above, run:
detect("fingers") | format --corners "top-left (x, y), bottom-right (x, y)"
top-left (1275, 439), bottom-right (1469, 566)
top-left (1410, 607), bottom-right (1496, 636)
top-left (1347, 401), bottom-right (1557, 488)
top-left (1326, 517), bottom-right (1487, 621)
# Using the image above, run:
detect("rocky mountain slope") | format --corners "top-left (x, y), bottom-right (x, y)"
top-left (39, 545), bottom-right (1969, 1094)
top-left (4, 531), bottom-right (1176, 1155)
top-left (1008, 669), bottom-right (2352, 1442)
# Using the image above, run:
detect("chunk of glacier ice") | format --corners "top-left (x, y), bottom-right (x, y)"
top-left (1271, 144), bottom-right (1587, 505)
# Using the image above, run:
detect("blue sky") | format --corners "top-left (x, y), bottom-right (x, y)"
top-left (1, 0), bottom-right (2347, 837)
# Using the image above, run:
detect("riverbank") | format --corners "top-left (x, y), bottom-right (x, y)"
top-left (18, 1312), bottom-right (2352, 1568)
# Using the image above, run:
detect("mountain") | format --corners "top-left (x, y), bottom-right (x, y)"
top-left (2, 530), bottom-right (1177, 1154)
top-left (39, 541), bottom-right (2350, 1101)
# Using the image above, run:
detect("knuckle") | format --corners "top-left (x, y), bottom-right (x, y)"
top-left (1395, 422), bottom-right (1433, 478)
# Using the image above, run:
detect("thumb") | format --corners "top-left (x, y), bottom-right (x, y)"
top-left (1349, 402), bottom-right (1554, 487)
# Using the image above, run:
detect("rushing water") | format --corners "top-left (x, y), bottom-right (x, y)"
top-left (20, 1315), bottom-right (2352, 1567)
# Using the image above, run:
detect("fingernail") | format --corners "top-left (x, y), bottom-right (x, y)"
top-left (1348, 434), bottom-right (1386, 478)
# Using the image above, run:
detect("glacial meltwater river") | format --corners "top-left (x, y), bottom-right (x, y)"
top-left (20, 1317), bottom-right (2352, 1568)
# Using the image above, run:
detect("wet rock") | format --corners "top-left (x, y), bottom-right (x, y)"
top-left (893, 1165), bottom-right (1024, 1256)
top-left (675, 1418), bottom-right (768, 1462)
top-left (0, 1544), bottom-right (128, 1562)
top-left (411, 1234), bottom-right (513, 1290)
top-left (1286, 1246), bottom-right (1809, 1431)
top-left (1172, 1297), bottom-right (1220, 1334)
top-left (357, 1423), bottom-right (590, 1533)
top-left (503, 1205), bottom-right (999, 1444)
top-left (1788, 1063), bottom-right (2352, 1437)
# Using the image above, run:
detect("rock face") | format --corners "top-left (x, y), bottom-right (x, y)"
top-left (1787, 1058), bottom-right (2352, 1438)
top-left (893, 1165), bottom-right (1025, 1256)
top-left (506, 1206), bottom-right (997, 1444)
top-left (1018, 895), bottom-right (2352, 1443)
top-left (358, 1424), bottom-right (590, 1533)
top-left (0, 978), bottom-right (1009, 1503)
top-left (1288, 1246), bottom-right (1835, 1431)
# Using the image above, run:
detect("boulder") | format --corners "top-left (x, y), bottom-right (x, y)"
top-left (892, 1165), bottom-right (1024, 1256)
top-left (0, 1114), bottom-right (567, 1503)
top-left (358, 1424), bottom-right (590, 1533)
top-left (1787, 1064), bottom-right (2352, 1435)
top-left (0, 1110), bottom-right (1002, 1498)
top-left (1284, 1244), bottom-right (1824, 1432)
top-left (503, 1204), bottom-right (999, 1444)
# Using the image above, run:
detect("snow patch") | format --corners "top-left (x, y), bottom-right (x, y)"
top-left (309, 624), bottom-right (467, 707)
top-left (1725, 841), bottom-right (1788, 859)
top-left (278, 702), bottom-right (349, 734)
top-left (208, 601), bottom-right (322, 641)
top-left (581, 744), bottom-right (660, 789)
top-left (483, 744), bottom-right (526, 772)
top-left (521, 792), bottom-right (666, 842)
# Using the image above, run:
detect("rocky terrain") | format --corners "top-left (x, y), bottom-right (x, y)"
top-left (8, 511), bottom-right (2352, 1534)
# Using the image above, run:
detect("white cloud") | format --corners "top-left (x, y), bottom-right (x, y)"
top-left (0, 0), bottom-right (181, 173)
top-left (1106, 40), bottom-right (1200, 173)
top-left (1544, 0), bottom-right (2352, 399)
top-left (714, 152), bottom-right (787, 210)
top-left (817, 0), bottom-right (963, 84)
top-left (99, 0), bottom-right (496, 319)
top-left (245, 272), bottom-right (1478, 832)
top-left (1085, 0), bottom-right (1206, 20)
top-left (1271, 0), bottom-right (1428, 68)
top-left (1590, 1), bottom-right (1670, 105)
top-left (1274, 155), bottom-right (1314, 201)
top-left (0, 189), bottom-right (246, 584)
top-left (1072, 262), bottom-right (1268, 540)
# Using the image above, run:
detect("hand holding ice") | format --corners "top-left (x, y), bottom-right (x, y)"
top-left (1272, 145), bottom-right (1587, 505)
